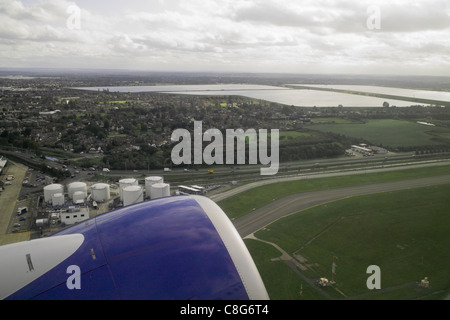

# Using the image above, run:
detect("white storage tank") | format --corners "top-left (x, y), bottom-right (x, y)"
top-left (145, 176), bottom-right (163, 198)
top-left (44, 184), bottom-right (64, 203)
top-left (150, 183), bottom-right (170, 199)
top-left (36, 219), bottom-right (49, 227)
top-left (91, 183), bottom-right (111, 202)
top-left (51, 193), bottom-right (64, 206)
top-left (123, 185), bottom-right (143, 207)
top-left (119, 178), bottom-right (138, 201)
top-left (73, 191), bottom-right (85, 204)
top-left (68, 182), bottom-right (87, 199)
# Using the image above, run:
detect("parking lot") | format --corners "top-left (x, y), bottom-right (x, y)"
top-left (0, 161), bottom-right (31, 245)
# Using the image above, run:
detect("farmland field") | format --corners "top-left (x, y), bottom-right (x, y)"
top-left (310, 119), bottom-right (450, 147)
top-left (248, 183), bottom-right (450, 300)
top-left (278, 130), bottom-right (312, 143)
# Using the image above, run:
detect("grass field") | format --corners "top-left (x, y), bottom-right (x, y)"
top-left (247, 183), bottom-right (450, 300)
top-left (279, 131), bottom-right (312, 138)
top-left (310, 119), bottom-right (450, 147)
top-left (218, 164), bottom-right (450, 219)
top-left (244, 239), bottom-right (326, 300)
top-left (312, 117), bottom-right (357, 124)
top-left (278, 130), bottom-right (312, 143)
top-left (107, 100), bottom-right (129, 104)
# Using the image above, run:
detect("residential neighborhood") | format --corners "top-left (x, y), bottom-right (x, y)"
top-left (2, 73), bottom-right (449, 172)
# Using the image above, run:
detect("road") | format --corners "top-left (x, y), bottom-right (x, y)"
top-left (210, 158), bottom-right (450, 202)
top-left (233, 174), bottom-right (450, 238)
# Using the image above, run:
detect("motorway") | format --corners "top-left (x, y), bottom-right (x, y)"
top-left (210, 158), bottom-right (450, 202)
top-left (232, 174), bottom-right (450, 238)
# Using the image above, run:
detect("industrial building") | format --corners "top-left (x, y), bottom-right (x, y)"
top-left (150, 183), bottom-right (170, 199)
top-left (91, 183), bottom-right (111, 202)
top-left (43, 184), bottom-right (64, 203)
top-left (40, 181), bottom-right (107, 227)
top-left (144, 176), bottom-right (163, 199)
top-left (122, 185), bottom-right (144, 207)
top-left (0, 156), bottom-right (7, 174)
top-left (61, 206), bottom-right (90, 225)
top-left (51, 193), bottom-right (64, 206)
top-left (67, 182), bottom-right (87, 201)
top-left (351, 145), bottom-right (373, 156)
top-left (37, 175), bottom-right (171, 230)
top-left (119, 178), bottom-right (138, 201)
top-left (178, 185), bottom-right (204, 195)
top-left (351, 144), bottom-right (388, 156)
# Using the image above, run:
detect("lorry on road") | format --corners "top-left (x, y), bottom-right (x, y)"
top-left (17, 207), bottom-right (27, 215)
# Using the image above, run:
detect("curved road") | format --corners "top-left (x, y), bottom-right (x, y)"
top-left (210, 159), bottom-right (450, 203)
top-left (232, 174), bottom-right (450, 238)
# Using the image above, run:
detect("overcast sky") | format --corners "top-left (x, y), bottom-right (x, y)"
top-left (1, 0), bottom-right (449, 76)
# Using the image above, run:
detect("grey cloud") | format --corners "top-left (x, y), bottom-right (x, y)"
top-left (379, 2), bottom-right (450, 32)
top-left (232, 1), bottom-right (450, 35)
top-left (0, 0), bottom-right (72, 23)
top-left (1, 0), bottom-right (450, 76)
top-left (231, 1), bottom-right (367, 34)
top-left (233, 2), bottom-right (308, 26)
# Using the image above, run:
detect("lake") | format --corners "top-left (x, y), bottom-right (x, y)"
top-left (73, 84), bottom-right (287, 93)
top-left (73, 84), bottom-right (440, 107)
top-left (289, 84), bottom-right (450, 104)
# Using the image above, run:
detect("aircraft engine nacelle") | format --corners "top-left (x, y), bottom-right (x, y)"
top-left (1, 195), bottom-right (269, 300)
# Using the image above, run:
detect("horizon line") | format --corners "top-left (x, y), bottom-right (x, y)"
top-left (1, 67), bottom-right (450, 79)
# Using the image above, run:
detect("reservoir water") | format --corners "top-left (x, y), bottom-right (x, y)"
top-left (73, 84), bottom-right (449, 107)
top-left (290, 84), bottom-right (450, 104)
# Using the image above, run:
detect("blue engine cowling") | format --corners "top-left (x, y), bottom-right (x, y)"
top-left (1, 195), bottom-right (269, 300)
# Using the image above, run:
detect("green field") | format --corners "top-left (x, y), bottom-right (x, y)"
top-left (312, 117), bottom-right (357, 124)
top-left (310, 119), bottom-right (450, 147)
top-left (247, 184), bottom-right (450, 300)
top-left (107, 133), bottom-right (128, 138)
top-left (279, 131), bottom-right (312, 138)
top-left (218, 165), bottom-right (450, 220)
top-left (107, 100), bottom-right (129, 104)
top-left (278, 131), bottom-right (312, 144)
